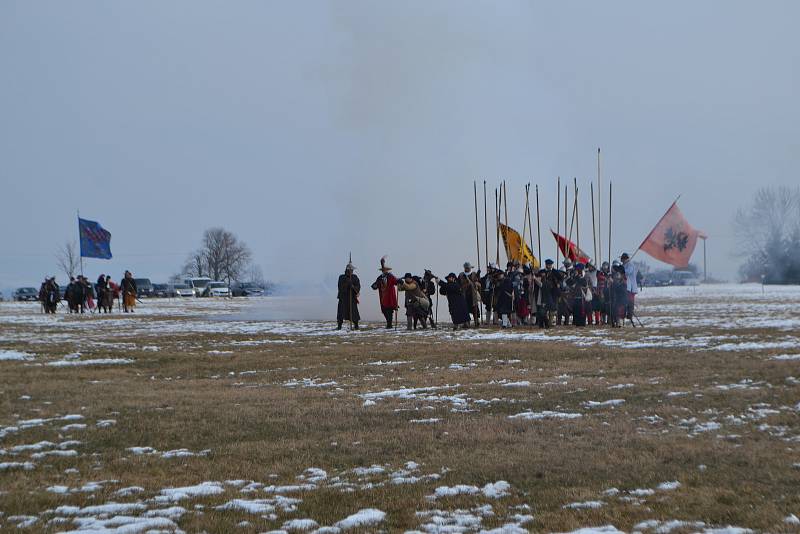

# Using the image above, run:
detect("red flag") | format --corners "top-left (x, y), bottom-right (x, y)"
top-left (551, 230), bottom-right (591, 264)
top-left (639, 201), bottom-right (705, 268)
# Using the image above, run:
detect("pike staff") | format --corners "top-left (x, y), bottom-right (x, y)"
top-left (525, 183), bottom-right (534, 266)
top-left (535, 184), bottom-right (542, 263)
top-left (503, 180), bottom-right (509, 252)
top-left (574, 178), bottom-right (580, 257)
top-left (597, 147), bottom-right (602, 266)
top-left (556, 177), bottom-right (561, 266)
top-left (495, 187), bottom-right (500, 265)
top-left (564, 184), bottom-right (568, 261)
top-left (474, 180), bottom-right (481, 272)
top-left (608, 181), bottom-right (613, 265)
top-left (591, 182), bottom-right (597, 264)
top-left (483, 180), bottom-right (488, 270)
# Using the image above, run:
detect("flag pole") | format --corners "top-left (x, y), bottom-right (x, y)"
top-left (702, 236), bottom-right (707, 282)
top-left (483, 180), bottom-right (488, 270)
top-left (535, 184), bottom-right (542, 263)
top-left (521, 183), bottom-right (529, 261)
top-left (473, 180), bottom-right (481, 271)
top-left (77, 210), bottom-right (84, 277)
top-left (567, 185), bottom-right (576, 255)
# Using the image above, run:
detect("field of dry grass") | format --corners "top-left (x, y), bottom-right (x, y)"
top-left (0, 285), bottom-right (798, 533)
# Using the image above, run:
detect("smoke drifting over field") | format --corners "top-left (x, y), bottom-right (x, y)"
top-left (2, 1), bottom-right (799, 289)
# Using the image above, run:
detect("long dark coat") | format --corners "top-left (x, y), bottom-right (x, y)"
top-left (438, 280), bottom-right (470, 325)
top-left (337, 273), bottom-right (361, 322)
top-left (496, 277), bottom-right (514, 315)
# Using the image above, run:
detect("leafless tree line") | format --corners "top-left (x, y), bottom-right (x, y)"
top-left (182, 227), bottom-right (254, 284)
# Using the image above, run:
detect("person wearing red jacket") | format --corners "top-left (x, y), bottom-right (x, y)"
top-left (371, 256), bottom-right (398, 329)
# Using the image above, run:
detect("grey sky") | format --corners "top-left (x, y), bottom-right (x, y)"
top-left (2, 1), bottom-right (798, 292)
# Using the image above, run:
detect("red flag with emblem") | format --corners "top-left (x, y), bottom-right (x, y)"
top-left (639, 201), bottom-right (706, 268)
top-left (551, 230), bottom-right (591, 264)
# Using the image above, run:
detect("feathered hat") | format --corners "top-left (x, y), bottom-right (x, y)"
top-left (379, 255), bottom-right (392, 272)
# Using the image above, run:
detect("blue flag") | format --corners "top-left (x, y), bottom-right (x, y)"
top-left (79, 218), bottom-right (112, 259)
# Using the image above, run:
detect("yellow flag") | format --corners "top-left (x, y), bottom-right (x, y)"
top-left (499, 223), bottom-right (539, 269)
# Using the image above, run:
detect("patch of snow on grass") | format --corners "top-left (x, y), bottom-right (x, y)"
top-left (0, 350), bottom-right (34, 361)
top-left (563, 500), bottom-right (604, 509)
top-left (334, 508), bottom-right (386, 529)
top-left (508, 411), bottom-right (582, 420)
top-left (157, 481), bottom-right (224, 501)
top-left (47, 358), bottom-right (134, 367)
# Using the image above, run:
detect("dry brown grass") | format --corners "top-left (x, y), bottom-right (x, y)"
top-left (0, 299), bottom-right (798, 532)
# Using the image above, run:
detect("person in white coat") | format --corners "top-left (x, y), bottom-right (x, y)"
top-left (621, 252), bottom-right (638, 321)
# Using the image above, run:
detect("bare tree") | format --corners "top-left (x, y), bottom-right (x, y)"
top-left (182, 249), bottom-right (208, 278)
top-left (245, 264), bottom-right (266, 287)
top-left (181, 227), bottom-right (252, 284)
top-left (56, 240), bottom-right (80, 279)
top-left (734, 186), bottom-right (800, 282)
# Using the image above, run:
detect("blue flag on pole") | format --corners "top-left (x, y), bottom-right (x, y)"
top-left (78, 218), bottom-right (113, 259)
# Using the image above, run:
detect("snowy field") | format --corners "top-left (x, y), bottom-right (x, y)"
top-left (0, 284), bottom-right (798, 532)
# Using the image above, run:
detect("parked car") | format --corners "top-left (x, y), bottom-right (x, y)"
top-left (170, 283), bottom-right (195, 298)
top-left (184, 277), bottom-right (212, 297)
top-left (13, 287), bottom-right (39, 301)
top-left (231, 282), bottom-right (264, 297)
top-left (202, 281), bottom-right (231, 297)
top-left (672, 270), bottom-right (700, 286)
top-left (644, 271), bottom-right (673, 287)
top-left (152, 283), bottom-right (172, 298)
top-left (134, 278), bottom-right (154, 297)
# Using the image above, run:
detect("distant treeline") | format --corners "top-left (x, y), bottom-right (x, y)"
top-left (735, 186), bottom-right (800, 284)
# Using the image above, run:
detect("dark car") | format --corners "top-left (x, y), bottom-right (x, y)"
top-left (133, 278), bottom-right (153, 297)
top-left (152, 283), bottom-right (172, 298)
top-left (14, 287), bottom-right (39, 301)
top-left (231, 282), bottom-right (264, 297)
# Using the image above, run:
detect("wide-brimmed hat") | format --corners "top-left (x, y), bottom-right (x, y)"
top-left (446, 272), bottom-right (457, 279)
top-left (545, 259), bottom-right (554, 265)
top-left (379, 255), bottom-right (392, 271)
top-left (463, 262), bottom-right (474, 270)
top-left (620, 252), bottom-right (630, 260)
top-left (403, 272), bottom-right (413, 279)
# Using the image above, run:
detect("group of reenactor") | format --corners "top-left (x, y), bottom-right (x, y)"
top-left (36, 271), bottom-right (140, 314)
top-left (337, 253), bottom-right (640, 330)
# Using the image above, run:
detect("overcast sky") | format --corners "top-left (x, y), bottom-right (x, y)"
top-left (2, 1), bottom-right (798, 293)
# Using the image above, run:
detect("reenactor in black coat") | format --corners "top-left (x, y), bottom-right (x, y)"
top-left (337, 262), bottom-right (361, 330)
top-left (438, 273), bottom-right (470, 330)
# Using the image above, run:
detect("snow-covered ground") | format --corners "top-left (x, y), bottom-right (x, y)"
top-left (2, 284), bottom-right (798, 355)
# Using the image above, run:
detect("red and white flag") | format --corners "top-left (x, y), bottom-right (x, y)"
top-left (551, 230), bottom-right (591, 264)
top-left (639, 201), bottom-right (706, 268)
